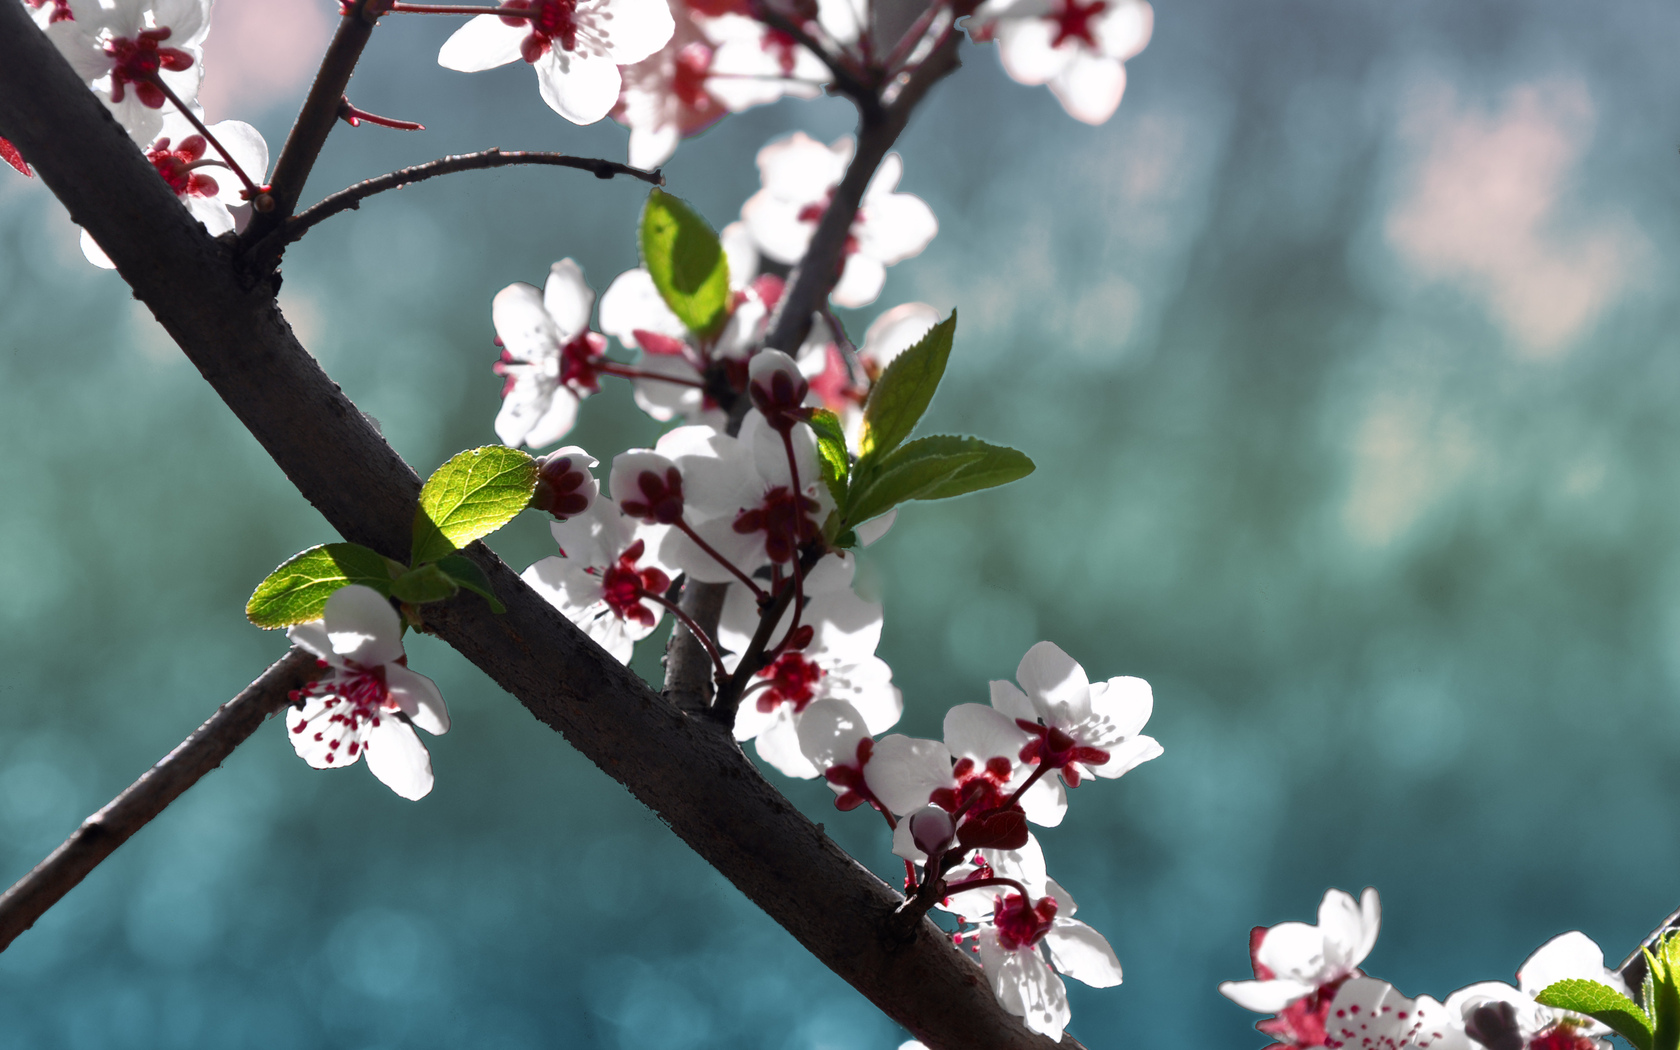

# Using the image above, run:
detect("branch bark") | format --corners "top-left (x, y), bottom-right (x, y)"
top-left (0, 11), bottom-right (1081, 1049)
top-left (762, 28), bottom-right (962, 355)
top-left (0, 648), bottom-right (317, 952)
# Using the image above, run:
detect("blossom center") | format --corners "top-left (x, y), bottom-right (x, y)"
top-left (147, 135), bottom-right (219, 199)
top-left (290, 663), bottom-right (395, 763)
top-left (559, 332), bottom-right (605, 392)
top-left (103, 28), bottom-right (195, 108)
top-left (822, 737), bottom-right (877, 811)
top-left (732, 485), bottom-right (821, 563)
top-left (992, 892), bottom-right (1057, 951)
top-left (672, 43), bottom-right (720, 113)
top-left (1015, 719), bottom-right (1110, 786)
top-left (1050, 0), bottom-right (1107, 49)
top-left (755, 650), bottom-right (825, 713)
top-left (795, 189), bottom-right (862, 256)
top-left (500, 0), bottom-right (581, 61)
top-left (597, 539), bottom-right (670, 626)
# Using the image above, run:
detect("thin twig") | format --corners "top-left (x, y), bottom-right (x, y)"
top-left (242, 0), bottom-right (383, 247)
top-left (711, 545), bottom-right (823, 727)
top-left (763, 28), bottom-right (962, 355)
top-left (272, 149), bottom-right (663, 250)
top-left (0, 648), bottom-right (317, 952)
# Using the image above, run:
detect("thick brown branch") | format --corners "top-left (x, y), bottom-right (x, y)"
top-left (763, 28), bottom-right (962, 355)
top-left (244, 0), bottom-right (382, 243)
top-left (1619, 905), bottom-right (1680, 991)
top-left (253, 149), bottom-right (663, 259)
top-left (0, 12), bottom-right (1078, 1048)
top-left (0, 648), bottom-right (316, 952)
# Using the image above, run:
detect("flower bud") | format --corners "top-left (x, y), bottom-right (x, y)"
top-left (531, 446), bottom-right (599, 520)
top-left (611, 450), bottom-right (686, 524)
top-left (748, 349), bottom-right (810, 432)
top-left (908, 805), bottom-right (956, 860)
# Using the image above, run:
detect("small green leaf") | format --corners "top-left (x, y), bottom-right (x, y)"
top-left (846, 435), bottom-right (1034, 527)
top-left (391, 563), bottom-right (460, 604)
top-left (857, 311), bottom-right (955, 460)
top-left (640, 188), bottom-right (730, 336)
top-left (435, 554), bottom-right (506, 613)
top-left (246, 543), bottom-right (396, 629)
top-left (1535, 980), bottom-right (1654, 1050)
top-left (808, 408), bottom-right (850, 506)
top-left (412, 445), bottom-right (539, 565)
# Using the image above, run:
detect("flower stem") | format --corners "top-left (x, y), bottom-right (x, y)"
top-left (641, 590), bottom-right (730, 681)
top-left (148, 77), bottom-right (263, 198)
top-left (674, 520), bottom-right (769, 602)
top-left (597, 363), bottom-right (706, 388)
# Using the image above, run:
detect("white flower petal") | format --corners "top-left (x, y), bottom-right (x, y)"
top-left (537, 48), bottom-right (623, 125)
top-left (438, 14), bottom-right (525, 71)
top-left (1048, 50), bottom-right (1126, 125)
top-left (386, 664), bottom-right (450, 735)
top-left (493, 281), bottom-right (561, 362)
top-left (995, 16), bottom-right (1073, 86)
top-left (831, 253), bottom-right (886, 308)
top-left (1219, 977), bottom-right (1318, 1014)
top-left (543, 258), bottom-right (596, 337)
top-left (1015, 640), bottom-right (1091, 724)
top-left (864, 734), bottom-right (953, 815)
top-left (1046, 918), bottom-right (1123, 988)
top-left (321, 585), bottom-right (404, 667)
top-left (856, 193), bottom-right (937, 265)
top-left (364, 717), bottom-right (435, 800)
top-left (755, 707), bottom-right (819, 778)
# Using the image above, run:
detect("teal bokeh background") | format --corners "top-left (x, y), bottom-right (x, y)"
top-left (4, 0), bottom-right (1680, 1045)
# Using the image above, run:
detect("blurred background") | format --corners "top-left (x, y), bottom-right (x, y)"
top-left (4, 0), bottom-right (1680, 1044)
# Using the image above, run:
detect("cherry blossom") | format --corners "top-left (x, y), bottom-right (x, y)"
top-left (80, 112), bottom-right (267, 268)
top-left (1221, 887), bottom-right (1382, 1046)
top-left (437, 0), bottom-right (675, 126)
top-left (596, 226), bottom-right (776, 428)
top-left (1312, 978), bottom-right (1470, 1050)
top-left (1444, 933), bottom-right (1631, 1050)
top-left (715, 565), bottom-right (902, 778)
top-left (489, 258), bottom-right (609, 449)
top-left (967, 0), bottom-right (1152, 125)
top-left (699, 12), bottom-right (827, 112)
top-left (521, 498), bottom-right (673, 663)
top-left (866, 702), bottom-right (1065, 856)
top-left (741, 132), bottom-right (938, 308)
top-left (48, 0), bottom-right (211, 145)
top-left (611, 2), bottom-right (729, 169)
top-left (648, 412), bottom-right (833, 583)
top-left (284, 585), bottom-right (450, 801)
top-left (795, 697), bottom-right (878, 808)
top-left (940, 842), bottom-right (1123, 1041)
top-left (990, 640), bottom-right (1161, 799)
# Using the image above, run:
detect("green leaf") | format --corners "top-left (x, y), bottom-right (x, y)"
top-left (639, 188), bottom-right (730, 336)
top-left (412, 445), bottom-right (539, 565)
top-left (846, 435), bottom-right (1034, 527)
top-left (246, 543), bottom-right (397, 629)
top-left (435, 554), bottom-right (505, 614)
top-left (857, 310), bottom-right (955, 460)
top-left (391, 563), bottom-right (460, 604)
top-left (1535, 980), bottom-right (1654, 1050)
top-left (1651, 940), bottom-right (1680, 1050)
top-left (808, 408), bottom-right (850, 506)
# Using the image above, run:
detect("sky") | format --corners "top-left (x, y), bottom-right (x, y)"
top-left (3, 0), bottom-right (1680, 1046)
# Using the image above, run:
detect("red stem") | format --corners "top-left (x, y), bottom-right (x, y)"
top-left (338, 97), bottom-right (425, 131)
top-left (641, 590), bottom-right (729, 680)
top-left (597, 363), bottom-right (706, 388)
top-left (674, 520), bottom-right (768, 602)
top-left (148, 77), bottom-right (263, 198)
top-left (388, 1), bottom-right (534, 13)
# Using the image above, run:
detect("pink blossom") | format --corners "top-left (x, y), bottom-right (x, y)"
top-left (437, 0), bottom-right (675, 125)
top-left (521, 499), bottom-right (674, 663)
top-left (741, 132), bottom-right (937, 308)
top-left (490, 259), bottom-right (608, 449)
top-left (968, 0), bottom-right (1152, 125)
top-left (611, 1), bottom-right (729, 168)
top-left (285, 585), bottom-right (450, 801)
top-left (48, 0), bottom-right (211, 145)
top-left (1220, 887), bottom-right (1383, 1046)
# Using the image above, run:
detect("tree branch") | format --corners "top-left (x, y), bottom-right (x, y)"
top-left (763, 28), bottom-right (962, 355)
top-left (0, 648), bottom-right (317, 952)
top-left (663, 580), bottom-right (729, 714)
top-left (248, 149), bottom-right (664, 262)
top-left (750, 2), bottom-right (883, 118)
top-left (243, 0), bottom-right (383, 245)
top-left (0, 11), bottom-right (1080, 1048)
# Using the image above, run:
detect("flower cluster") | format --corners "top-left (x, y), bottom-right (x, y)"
top-left (35, 0), bottom-right (270, 267)
top-left (1222, 887), bottom-right (1633, 1050)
